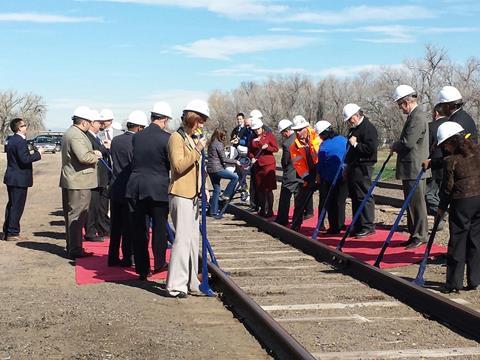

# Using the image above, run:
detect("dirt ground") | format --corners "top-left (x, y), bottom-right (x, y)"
top-left (0, 153), bottom-right (270, 360)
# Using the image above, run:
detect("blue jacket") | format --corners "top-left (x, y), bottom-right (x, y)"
top-left (317, 135), bottom-right (347, 183)
top-left (3, 133), bottom-right (41, 188)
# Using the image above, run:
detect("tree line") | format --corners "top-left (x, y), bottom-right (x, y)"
top-left (0, 91), bottom-right (46, 141)
top-left (207, 45), bottom-right (480, 145)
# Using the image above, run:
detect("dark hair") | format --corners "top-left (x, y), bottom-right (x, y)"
top-left (182, 110), bottom-right (206, 128)
top-left (321, 128), bottom-right (337, 139)
top-left (126, 122), bottom-right (137, 129)
top-left (236, 113), bottom-right (245, 118)
top-left (72, 116), bottom-right (89, 125)
top-left (151, 113), bottom-right (169, 121)
top-left (433, 103), bottom-right (447, 117)
top-left (10, 118), bottom-right (24, 132)
top-left (208, 128), bottom-right (227, 147)
top-left (443, 134), bottom-right (479, 157)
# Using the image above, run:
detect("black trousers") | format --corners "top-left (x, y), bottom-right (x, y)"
top-left (3, 186), bottom-right (28, 237)
top-left (85, 187), bottom-right (110, 238)
top-left (291, 181), bottom-right (318, 231)
top-left (275, 183), bottom-right (300, 225)
top-left (319, 179), bottom-right (348, 232)
top-left (249, 167), bottom-right (257, 209)
top-left (347, 165), bottom-right (375, 233)
top-left (108, 198), bottom-right (133, 263)
top-left (425, 169), bottom-right (442, 215)
top-left (446, 196), bottom-right (480, 289)
top-left (129, 199), bottom-right (169, 276)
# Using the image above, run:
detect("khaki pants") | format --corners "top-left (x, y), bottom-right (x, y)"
top-left (166, 195), bottom-right (200, 295)
top-left (62, 188), bottom-right (91, 256)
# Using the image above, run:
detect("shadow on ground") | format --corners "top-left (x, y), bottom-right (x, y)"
top-left (16, 241), bottom-right (69, 259)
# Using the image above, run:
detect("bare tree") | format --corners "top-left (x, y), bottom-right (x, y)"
top-left (0, 91), bottom-right (46, 141)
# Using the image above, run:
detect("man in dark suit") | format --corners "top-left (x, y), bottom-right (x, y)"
top-left (84, 110), bottom-right (111, 241)
top-left (343, 104), bottom-right (378, 238)
top-left (436, 86), bottom-right (478, 143)
top-left (275, 119), bottom-right (301, 226)
top-left (108, 111), bottom-right (147, 267)
top-left (392, 85), bottom-right (431, 249)
top-left (125, 102), bottom-right (172, 280)
top-left (3, 118), bottom-right (42, 241)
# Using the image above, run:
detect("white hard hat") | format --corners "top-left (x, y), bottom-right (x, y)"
top-left (251, 117), bottom-right (264, 130)
top-left (393, 84), bottom-right (416, 102)
top-left (73, 106), bottom-right (91, 121)
top-left (250, 109), bottom-right (263, 119)
top-left (89, 109), bottom-right (101, 122)
top-left (291, 115), bottom-right (309, 130)
top-left (437, 121), bottom-right (464, 145)
top-left (100, 109), bottom-right (114, 121)
top-left (436, 86), bottom-right (462, 105)
top-left (184, 99), bottom-right (210, 118)
top-left (112, 121), bottom-right (122, 130)
top-left (343, 103), bottom-right (361, 122)
top-left (277, 119), bottom-right (292, 132)
top-left (152, 101), bottom-right (173, 119)
top-left (128, 110), bottom-right (148, 127)
top-left (314, 120), bottom-right (332, 134)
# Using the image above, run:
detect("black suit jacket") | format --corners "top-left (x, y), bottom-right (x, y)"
top-left (281, 133), bottom-right (301, 190)
top-left (125, 124), bottom-right (171, 202)
top-left (449, 108), bottom-right (478, 143)
top-left (3, 133), bottom-right (41, 188)
top-left (110, 131), bottom-right (134, 202)
top-left (85, 131), bottom-right (111, 188)
top-left (345, 116), bottom-right (378, 167)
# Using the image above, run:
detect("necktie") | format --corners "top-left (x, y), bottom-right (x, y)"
top-left (106, 130), bottom-right (111, 140)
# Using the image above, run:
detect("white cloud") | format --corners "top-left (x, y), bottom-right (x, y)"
top-left (210, 63), bottom-right (307, 77)
top-left (280, 5), bottom-right (434, 25)
top-left (90, 0), bottom-right (286, 17)
top-left (316, 64), bottom-right (405, 78)
top-left (174, 35), bottom-right (315, 60)
top-left (0, 13), bottom-right (102, 23)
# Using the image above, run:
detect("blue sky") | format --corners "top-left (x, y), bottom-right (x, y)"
top-left (1, 0), bottom-right (480, 130)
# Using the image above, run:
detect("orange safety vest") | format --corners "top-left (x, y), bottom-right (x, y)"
top-left (289, 128), bottom-right (321, 180)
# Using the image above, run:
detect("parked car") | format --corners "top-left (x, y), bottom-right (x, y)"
top-left (33, 136), bottom-right (59, 153)
top-left (27, 132), bottom-right (63, 152)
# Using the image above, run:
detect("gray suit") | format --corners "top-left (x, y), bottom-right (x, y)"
top-left (393, 106), bottom-right (430, 242)
top-left (99, 127), bottom-right (123, 141)
top-left (59, 125), bottom-right (99, 257)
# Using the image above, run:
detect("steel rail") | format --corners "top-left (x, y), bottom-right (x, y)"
top-left (207, 259), bottom-right (316, 360)
top-left (227, 204), bottom-right (480, 342)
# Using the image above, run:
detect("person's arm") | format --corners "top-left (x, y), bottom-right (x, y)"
top-left (394, 117), bottom-right (426, 154)
top-left (438, 157), bottom-right (455, 211)
top-left (217, 142), bottom-right (236, 166)
top-left (168, 134), bottom-right (200, 175)
top-left (281, 143), bottom-right (291, 169)
top-left (16, 139), bottom-right (41, 165)
top-left (353, 125), bottom-right (377, 158)
top-left (264, 132), bottom-right (279, 152)
top-left (70, 134), bottom-right (98, 165)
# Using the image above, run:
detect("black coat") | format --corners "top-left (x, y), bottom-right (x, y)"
top-left (3, 134), bottom-right (41, 188)
top-left (125, 124), bottom-right (170, 202)
top-left (345, 116), bottom-right (378, 167)
top-left (85, 131), bottom-right (111, 188)
top-left (281, 133), bottom-right (301, 190)
top-left (429, 116), bottom-right (449, 174)
top-left (110, 131), bottom-right (134, 202)
top-left (449, 108), bottom-right (478, 143)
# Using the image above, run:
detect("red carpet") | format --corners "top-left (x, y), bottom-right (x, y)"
top-left (75, 238), bottom-right (170, 285)
top-left (274, 208), bottom-right (447, 269)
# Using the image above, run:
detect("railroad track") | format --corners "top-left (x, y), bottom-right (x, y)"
top-left (204, 200), bottom-right (480, 359)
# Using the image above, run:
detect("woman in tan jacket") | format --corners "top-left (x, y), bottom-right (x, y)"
top-left (166, 100), bottom-right (209, 298)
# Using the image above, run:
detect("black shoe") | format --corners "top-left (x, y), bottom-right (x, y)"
top-left (401, 238), bottom-right (414, 246)
top-left (303, 213), bottom-right (314, 220)
top-left (326, 228), bottom-right (340, 235)
top-left (170, 291), bottom-right (188, 299)
top-left (354, 229), bottom-right (376, 238)
top-left (463, 285), bottom-right (478, 291)
top-left (440, 286), bottom-right (460, 294)
top-left (108, 258), bottom-right (122, 267)
top-left (138, 272), bottom-right (152, 281)
top-left (84, 235), bottom-right (104, 242)
top-left (152, 263), bottom-right (169, 274)
top-left (69, 250), bottom-right (94, 260)
top-left (405, 239), bottom-right (424, 250)
top-left (274, 219), bottom-right (288, 226)
top-left (119, 258), bottom-right (133, 267)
